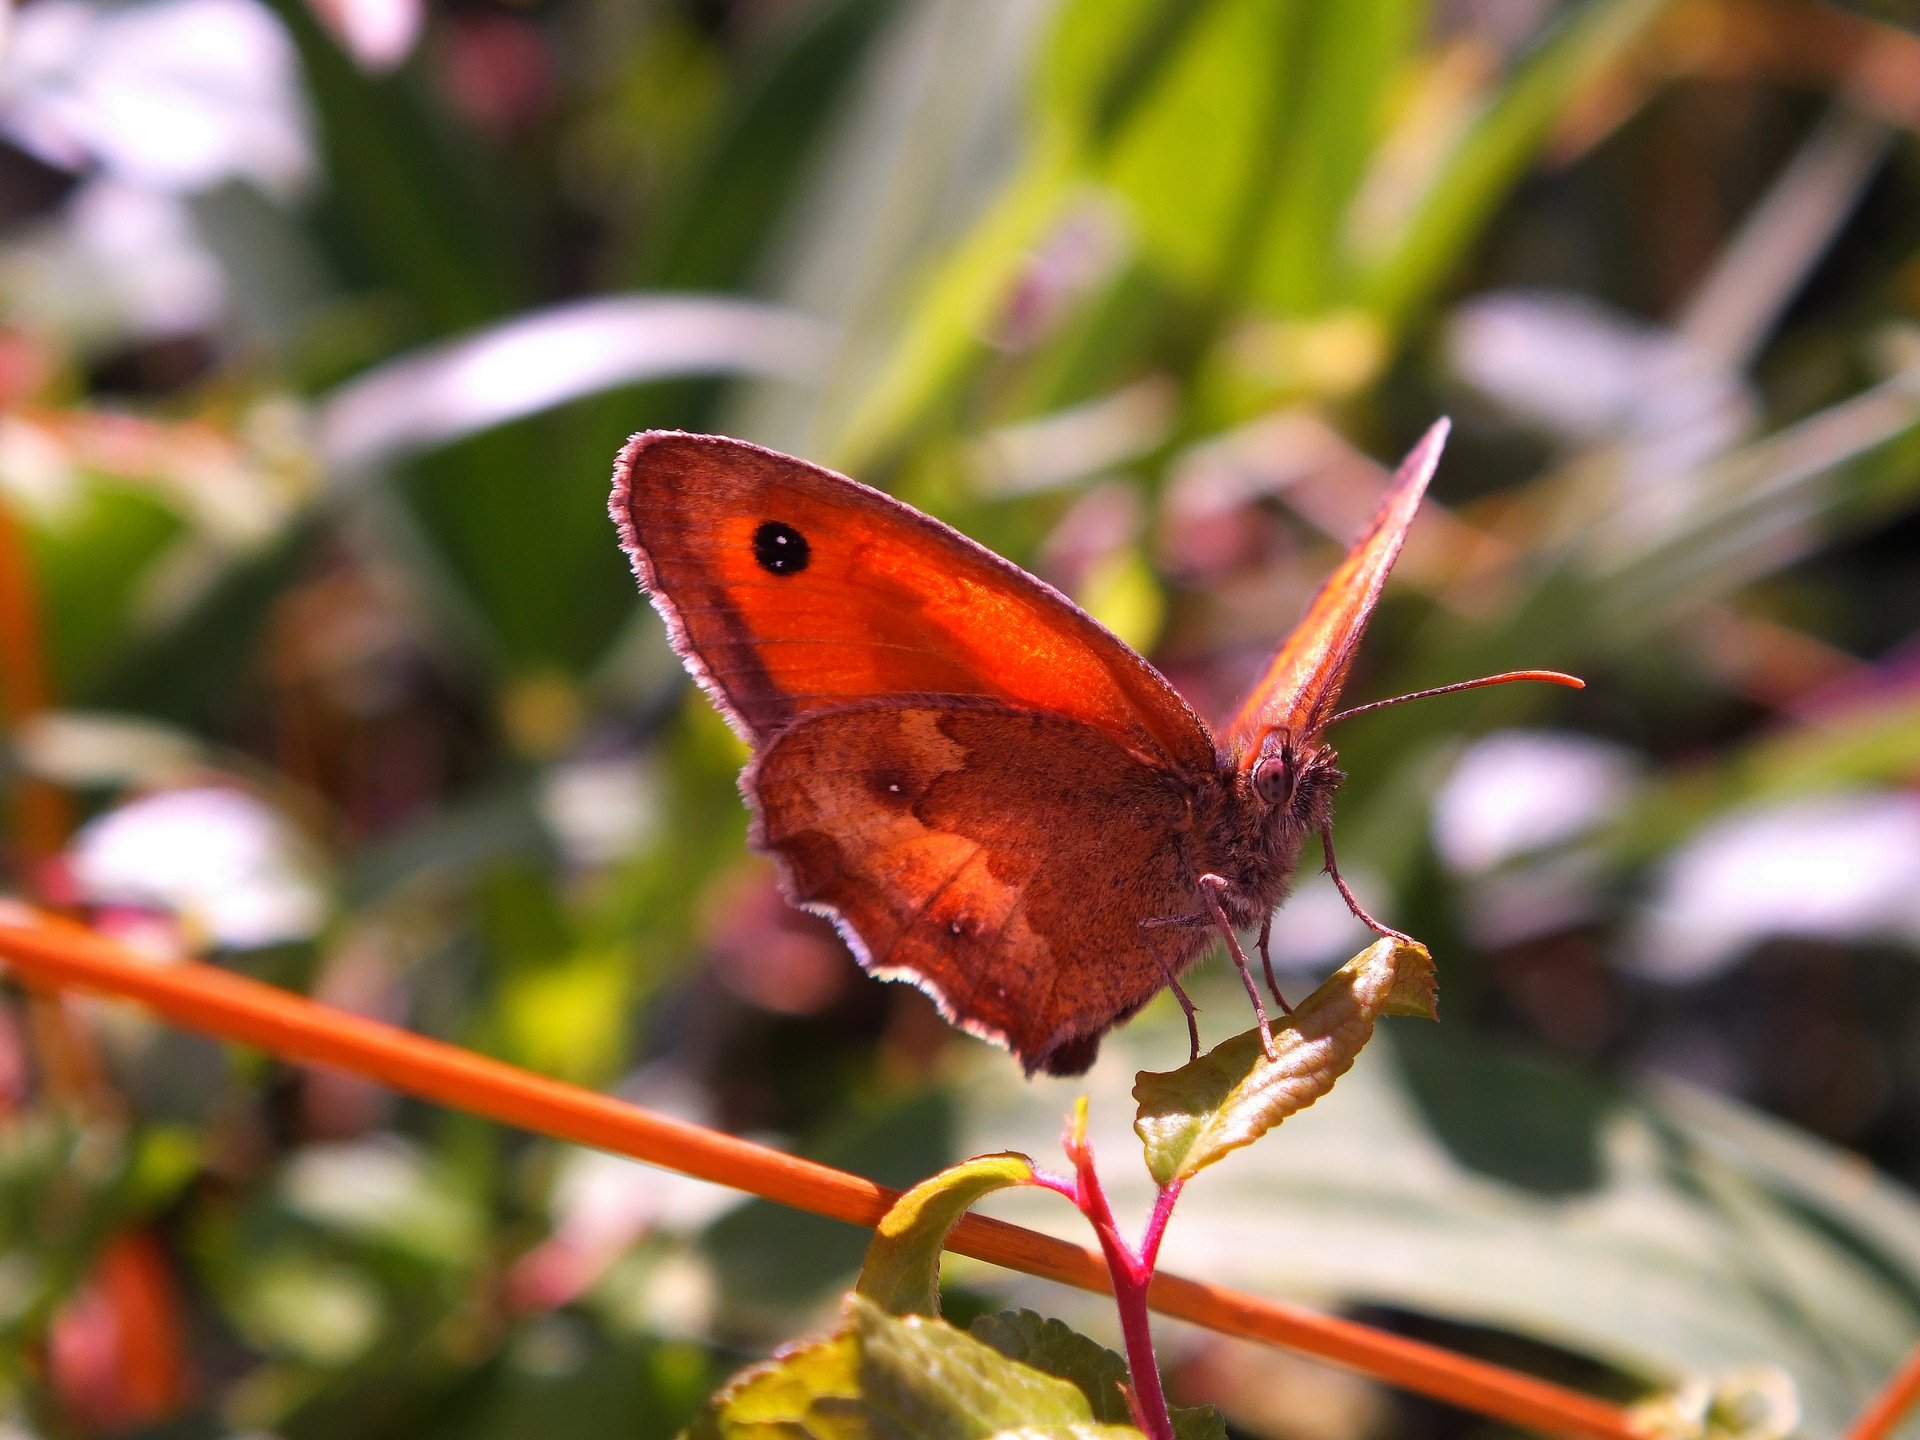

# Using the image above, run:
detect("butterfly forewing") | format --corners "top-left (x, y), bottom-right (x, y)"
top-left (611, 432), bottom-right (1215, 775)
top-left (1223, 419), bottom-right (1449, 756)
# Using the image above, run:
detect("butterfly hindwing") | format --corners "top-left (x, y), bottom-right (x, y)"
top-left (749, 701), bottom-right (1201, 1074)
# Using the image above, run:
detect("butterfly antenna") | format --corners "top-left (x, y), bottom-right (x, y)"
top-left (1324, 670), bottom-right (1584, 729)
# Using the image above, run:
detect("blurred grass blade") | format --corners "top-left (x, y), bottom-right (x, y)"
top-left (640, 0), bottom-right (900, 292)
top-left (736, 0), bottom-right (1053, 467)
top-left (318, 296), bottom-right (831, 478)
top-left (1356, 0), bottom-right (1672, 329)
top-left (1098, 0), bottom-right (1301, 296)
top-left (1675, 105), bottom-right (1892, 373)
top-left (1613, 687), bottom-right (1920, 865)
top-left (1041, 0), bottom-right (1216, 141)
top-left (1593, 361), bottom-right (1920, 629)
top-left (821, 141), bottom-right (1074, 473)
top-left (273, 0), bottom-right (513, 332)
top-left (1250, 0), bottom-right (1422, 313)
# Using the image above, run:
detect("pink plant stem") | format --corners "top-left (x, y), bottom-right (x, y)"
top-left (1067, 1134), bottom-right (1177, 1440)
top-left (1140, 1179), bottom-right (1184, 1274)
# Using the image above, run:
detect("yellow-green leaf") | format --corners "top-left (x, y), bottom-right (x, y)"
top-left (850, 1294), bottom-right (1123, 1439)
top-left (1134, 939), bottom-right (1436, 1185)
top-left (682, 1295), bottom-right (1144, 1439)
top-left (682, 1330), bottom-right (865, 1440)
top-left (857, 1152), bottom-right (1037, 1317)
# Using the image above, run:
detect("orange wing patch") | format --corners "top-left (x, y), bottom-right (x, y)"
top-left (749, 702), bottom-right (1201, 1074)
top-left (1223, 419), bottom-right (1448, 755)
top-left (612, 431), bottom-right (1215, 774)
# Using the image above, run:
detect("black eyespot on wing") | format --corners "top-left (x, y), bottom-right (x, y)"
top-left (753, 521), bottom-right (810, 575)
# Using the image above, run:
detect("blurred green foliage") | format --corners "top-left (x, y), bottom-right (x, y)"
top-left (1, 0), bottom-right (1920, 1437)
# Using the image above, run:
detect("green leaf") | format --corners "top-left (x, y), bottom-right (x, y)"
top-left (682, 1330), bottom-right (865, 1440)
top-left (857, 1153), bottom-right (1036, 1318)
top-left (685, 1295), bottom-right (1144, 1440)
top-left (970, 1309), bottom-right (1228, 1439)
top-left (962, 1014), bottom-right (1920, 1438)
top-left (970, 1311), bottom-right (1133, 1424)
top-left (1133, 939), bottom-right (1437, 1185)
top-left (849, 1295), bottom-right (1116, 1440)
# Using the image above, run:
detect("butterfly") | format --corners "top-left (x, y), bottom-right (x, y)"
top-left (610, 421), bottom-right (1579, 1076)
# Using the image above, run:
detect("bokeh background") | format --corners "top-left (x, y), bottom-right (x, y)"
top-left (2, 0), bottom-right (1919, 1435)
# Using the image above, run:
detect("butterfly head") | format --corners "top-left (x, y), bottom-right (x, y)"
top-left (1246, 729), bottom-right (1341, 828)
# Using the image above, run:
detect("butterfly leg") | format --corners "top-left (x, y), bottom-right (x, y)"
top-left (1319, 823), bottom-right (1415, 945)
top-left (1197, 874), bottom-right (1279, 1062)
top-left (1139, 915), bottom-right (1204, 1059)
top-left (1159, 959), bottom-right (1203, 1062)
top-left (1256, 915), bottom-right (1293, 1014)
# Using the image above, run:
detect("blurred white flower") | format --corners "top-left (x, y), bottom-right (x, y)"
top-left (537, 753), bottom-right (660, 868)
top-left (279, 1137), bottom-right (481, 1264)
top-left (549, 1146), bottom-right (738, 1250)
top-left (1262, 878), bottom-right (1375, 974)
top-left (1432, 730), bottom-right (1638, 875)
top-left (0, 0), bottom-right (314, 197)
top-left (1431, 730), bottom-right (1639, 947)
top-left (1632, 792), bottom-right (1920, 982)
top-left (306, 0), bottom-right (423, 73)
top-left (0, 179), bottom-right (226, 341)
top-left (67, 786), bottom-right (328, 949)
top-left (1447, 290), bottom-right (1751, 459)
top-left (1446, 290), bottom-right (1756, 552)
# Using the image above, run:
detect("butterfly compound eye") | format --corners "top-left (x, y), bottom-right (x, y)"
top-left (753, 521), bottom-right (810, 575)
top-left (1251, 753), bottom-right (1296, 808)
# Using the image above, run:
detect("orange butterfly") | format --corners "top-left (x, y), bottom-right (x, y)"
top-left (610, 422), bottom-right (1579, 1075)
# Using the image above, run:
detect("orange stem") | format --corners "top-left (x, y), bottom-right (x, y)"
top-left (0, 906), bottom-right (1645, 1440)
top-left (0, 495), bottom-right (110, 1111)
top-left (0, 496), bottom-right (71, 865)
top-left (1848, 1340), bottom-right (1920, 1440)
